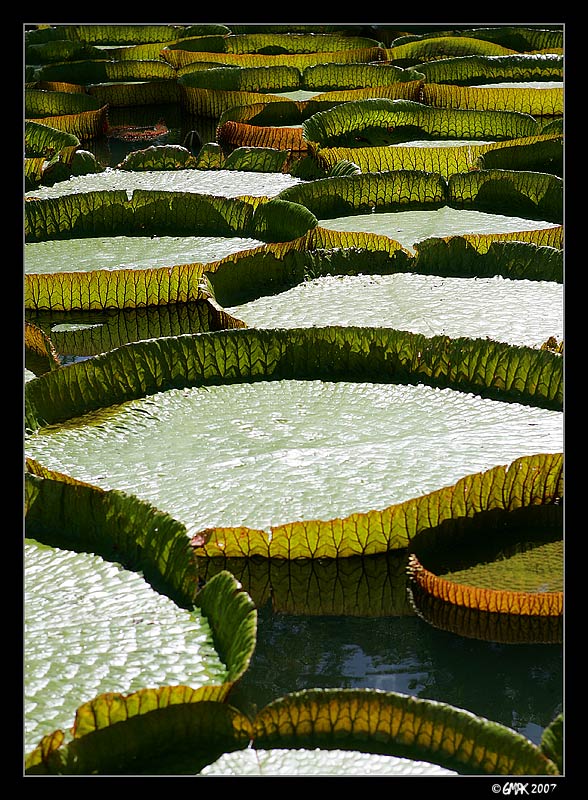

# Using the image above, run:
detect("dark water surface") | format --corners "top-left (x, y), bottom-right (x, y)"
top-left (229, 603), bottom-right (563, 746)
top-left (83, 104), bottom-right (219, 168)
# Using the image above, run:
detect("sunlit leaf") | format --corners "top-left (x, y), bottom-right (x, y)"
top-left (315, 134), bottom-right (562, 180)
top-left (165, 47), bottom-right (383, 71)
top-left (223, 146), bottom-right (292, 173)
top-left (423, 83), bottom-right (563, 117)
top-left (217, 120), bottom-right (307, 154)
top-left (200, 746), bottom-right (457, 775)
top-left (415, 53), bottom-right (563, 86)
top-left (541, 713), bottom-right (563, 773)
top-left (449, 169), bottom-right (562, 222)
top-left (413, 237), bottom-right (562, 282)
top-left (89, 81), bottom-right (184, 107)
top-left (25, 687), bottom-right (560, 775)
top-left (303, 62), bottom-right (423, 90)
top-left (384, 35), bottom-right (517, 64)
top-left (253, 688), bottom-right (559, 775)
top-left (24, 327), bottom-right (563, 434)
top-left (24, 541), bottom-right (241, 753)
top-left (278, 171), bottom-right (448, 218)
top-left (26, 691), bottom-right (253, 775)
top-left (302, 98), bottom-right (540, 148)
top-left (116, 144), bottom-right (197, 171)
top-left (27, 301), bottom-right (245, 359)
top-left (190, 453), bottom-right (562, 559)
top-left (223, 32), bottom-right (382, 55)
top-left (181, 86), bottom-right (289, 118)
top-left (179, 64), bottom-right (301, 93)
top-left (25, 189), bottom-right (258, 242)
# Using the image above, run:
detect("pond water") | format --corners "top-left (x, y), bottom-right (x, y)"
top-left (229, 602), bottom-right (563, 746)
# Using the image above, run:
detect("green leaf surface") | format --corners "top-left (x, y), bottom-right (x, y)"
top-left (199, 746), bottom-right (457, 775)
top-left (302, 62), bottom-right (423, 90)
top-left (116, 145), bottom-right (198, 171)
top-left (90, 81), bottom-right (184, 107)
top-left (24, 327), bottom-right (563, 434)
top-left (423, 83), bottom-right (563, 117)
top-left (25, 88), bottom-right (103, 118)
top-left (413, 238), bottom-right (562, 281)
top-left (25, 120), bottom-right (80, 157)
top-left (25, 189), bottom-right (258, 242)
top-left (25, 468), bottom-right (202, 607)
top-left (26, 695), bottom-right (253, 775)
top-left (57, 24), bottom-right (196, 45)
top-left (24, 539), bottom-right (231, 754)
top-left (541, 713), bottom-right (563, 773)
top-left (423, 27), bottom-right (563, 52)
top-left (226, 272), bottom-right (562, 347)
top-left (415, 54), bottom-right (563, 86)
top-left (25, 39), bottom-right (106, 64)
top-left (27, 302), bottom-right (244, 359)
top-left (26, 687), bottom-right (560, 775)
top-left (315, 134), bottom-right (562, 179)
top-left (179, 64), bottom-right (301, 92)
top-left (22, 22), bottom-right (566, 777)
top-left (224, 32), bottom-right (382, 55)
top-left (253, 689), bottom-right (559, 775)
top-left (222, 146), bottom-right (292, 173)
top-left (385, 35), bottom-right (518, 64)
top-left (448, 170), bottom-right (562, 222)
top-left (249, 197), bottom-right (318, 242)
top-left (302, 98), bottom-right (539, 147)
top-left (189, 453), bottom-right (562, 559)
top-left (278, 171), bottom-right (448, 218)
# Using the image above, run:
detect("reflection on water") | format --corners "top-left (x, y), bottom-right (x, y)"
top-left (230, 603), bottom-right (563, 746)
top-left (81, 105), bottom-right (220, 168)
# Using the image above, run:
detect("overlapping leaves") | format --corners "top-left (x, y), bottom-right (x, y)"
top-left (24, 326), bottom-right (563, 434)
top-left (25, 687), bottom-right (560, 776)
top-left (24, 21), bottom-right (565, 778)
top-left (189, 453), bottom-right (562, 559)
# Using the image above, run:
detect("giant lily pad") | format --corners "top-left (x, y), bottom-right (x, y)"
top-left (315, 207), bottom-right (560, 253)
top-left (24, 167), bottom-right (302, 200)
top-left (25, 687), bottom-right (560, 775)
top-left (25, 377), bottom-right (561, 538)
top-left (24, 546), bottom-right (256, 755)
top-left (24, 327), bottom-right (562, 543)
top-left (226, 273), bottom-right (562, 349)
top-left (406, 512), bottom-right (563, 644)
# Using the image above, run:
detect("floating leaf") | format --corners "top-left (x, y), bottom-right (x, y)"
top-left (24, 327), bottom-right (563, 434)
top-left (303, 98), bottom-right (540, 147)
top-left (448, 169), bottom-right (562, 222)
top-left (253, 689), bottom-right (559, 775)
top-left (415, 53), bottom-right (563, 86)
top-left (541, 713), bottom-right (563, 773)
top-left (423, 83), bottom-right (563, 117)
top-left (25, 688), bottom-right (560, 775)
top-left (190, 453), bottom-right (562, 559)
